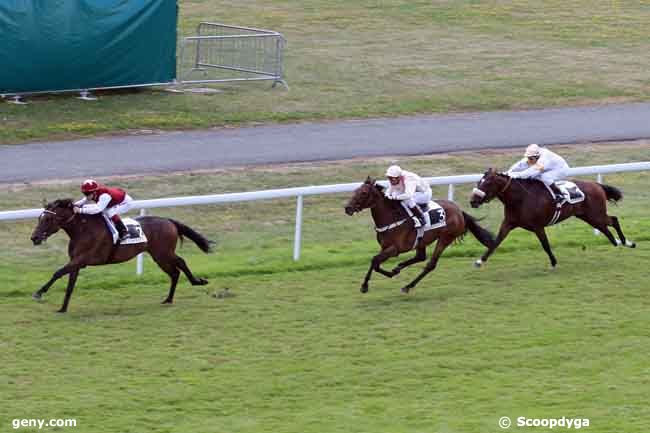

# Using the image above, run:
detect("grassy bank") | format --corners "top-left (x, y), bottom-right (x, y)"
top-left (2, 1), bottom-right (650, 143)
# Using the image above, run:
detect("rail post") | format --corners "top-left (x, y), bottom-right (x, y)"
top-left (293, 195), bottom-right (303, 261)
top-left (136, 208), bottom-right (147, 275)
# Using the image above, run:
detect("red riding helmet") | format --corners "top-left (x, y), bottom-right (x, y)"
top-left (81, 179), bottom-right (99, 194)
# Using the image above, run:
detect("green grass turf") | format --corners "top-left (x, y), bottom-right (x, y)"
top-left (2, 1), bottom-right (650, 143)
top-left (1, 142), bottom-right (649, 432)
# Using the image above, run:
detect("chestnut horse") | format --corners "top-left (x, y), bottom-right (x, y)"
top-left (470, 169), bottom-right (636, 268)
top-left (30, 199), bottom-right (212, 312)
top-left (345, 177), bottom-right (495, 293)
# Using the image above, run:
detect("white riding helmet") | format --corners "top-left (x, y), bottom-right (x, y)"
top-left (385, 165), bottom-right (402, 177)
top-left (524, 143), bottom-right (542, 158)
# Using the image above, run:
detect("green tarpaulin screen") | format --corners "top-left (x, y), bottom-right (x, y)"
top-left (0, 0), bottom-right (177, 94)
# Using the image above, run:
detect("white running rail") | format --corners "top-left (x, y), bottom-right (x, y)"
top-left (1, 161), bottom-right (648, 273)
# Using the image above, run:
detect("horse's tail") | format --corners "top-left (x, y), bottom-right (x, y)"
top-left (169, 219), bottom-right (213, 253)
top-left (462, 211), bottom-right (495, 249)
top-left (599, 183), bottom-right (623, 203)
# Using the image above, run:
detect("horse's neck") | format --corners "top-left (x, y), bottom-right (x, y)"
top-left (498, 179), bottom-right (527, 206)
top-left (62, 215), bottom-right (106, 241)
top-left (370, 195), bottom-right (404, 227)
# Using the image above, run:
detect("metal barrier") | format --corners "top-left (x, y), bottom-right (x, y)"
top-left (1, 161), bottom-right (648, 273)
top-left (178, 22), bottom-right (288, 88)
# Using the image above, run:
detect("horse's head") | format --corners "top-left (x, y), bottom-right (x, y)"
top-left (31, 199), bottom-right (75, 245)
top-left (470, 168), bottom-right (509, 208)
top-left (345, 177), bottom-right (384, 215)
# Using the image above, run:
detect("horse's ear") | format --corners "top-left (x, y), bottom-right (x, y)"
top-left (364, 176), bottom-right (374, 184)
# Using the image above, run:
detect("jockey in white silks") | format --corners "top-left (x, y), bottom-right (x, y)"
top-left (384, 165), bottom-right (432, 228)
top-left (506, 144), bottom-right (570, 204)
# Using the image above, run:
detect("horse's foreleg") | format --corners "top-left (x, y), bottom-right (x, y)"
top-left (610, 216), bottom-right (636, 248)
top-left (391, 247), bottom-right (427, 275)
top-left (360, 246), bottom-right (398, 293)
top-left (476, 221), bottom-right (514, 267)
top-left (57, 270), bottom-right (79, 313)
top-left (401, 238), bottom-right (451, 293)
top-left (534, 228), bottom-right (557, 268)
top-left (33, 263), bottom-right (80, 300)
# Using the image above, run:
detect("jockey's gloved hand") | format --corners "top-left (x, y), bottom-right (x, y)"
top-left (73, 206), bottom-right (81, 214)
top-left (509, 172), bottom-right (521, 179)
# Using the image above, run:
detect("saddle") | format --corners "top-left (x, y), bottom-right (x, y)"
top-left (402, 201), bottom-right (447, 249)
top-left (546, 181), bottom-right (585, 226)
top-left (553, 181), bottom-right (586, 205)
top-left (102, 215), bottom-right (147, 245)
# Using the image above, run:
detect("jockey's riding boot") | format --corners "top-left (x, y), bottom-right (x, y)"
top-left (113, 218), bottom-right (129, 241)
top-left (410, 205), bottom-right (426, 228)
top-left (549, 182), bottom-right (564, 204)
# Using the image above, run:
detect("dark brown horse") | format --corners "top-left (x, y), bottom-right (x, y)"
top-left (469, 169), bottom-right (636, 268)
top-left (30, 199), bottom-right (213, 312)
top-left (344, 177), bottom-right (495, 293)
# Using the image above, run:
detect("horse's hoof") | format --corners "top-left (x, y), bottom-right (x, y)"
top-left (195, 278), bottom-right (208, 286)
top-left (474, 259), bottom-right (483, 268)
top-left (32, 292), bottom-right (42, 301)
top-left (391, 267), bottom-right (401, 276)
top-left (56, 309), bottom-right (67, 313)
top-left (161, 299), bottom-right (173, 304)
top-left (401, 286), bottom-right (411, 294)
top-left (627, 241), bottom-right (636, 248)
top-left (360, 285), bottom-right (368, 294)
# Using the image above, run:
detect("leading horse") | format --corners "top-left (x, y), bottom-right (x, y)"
top-left (345, 177), bottom-right (495, 293)
top-left (470, 169), bottom-right (636, 268)
top-left (30, 199), bottom-right (213, 312)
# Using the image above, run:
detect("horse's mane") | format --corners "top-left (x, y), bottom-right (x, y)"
top-left (47, 198), bottom-right (74, 209)
top-left (366, 178), bottom-right (409, 217)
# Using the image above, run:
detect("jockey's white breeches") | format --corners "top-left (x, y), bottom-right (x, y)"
top-left (404, 190), bottom-right (432, 207)
top-left (104, 195), bottom-right (133, 218)
top-left (537, 168), bottom-right (568, 186)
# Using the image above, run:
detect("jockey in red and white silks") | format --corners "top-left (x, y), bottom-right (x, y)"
top-left (506, 144), bottom-right (569, 203)
top-left (74, 179), bottom-right (133, 240)
top-left (384, 165), bottom-right (432, 228)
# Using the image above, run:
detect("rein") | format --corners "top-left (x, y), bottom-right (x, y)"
top-left (500, 176), bottom-right (513, 194)
top-left (42, 209), bottom-right (76, 225)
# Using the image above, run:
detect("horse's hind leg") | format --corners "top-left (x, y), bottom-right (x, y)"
top-left (578, 216), bottom-right (618, 247)
top-left (401, 237), bottom-right (452, 294)
top-left (175, 256), bottom-right (208, 285)
top-left (391, 246), bottom-right (426, 276)
top-left (610, 216), bottom-right (636, 248)
top-left (151, 256), bottom-right (180, 304)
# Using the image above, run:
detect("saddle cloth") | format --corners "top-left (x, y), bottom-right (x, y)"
top-left (102, 215), bottom-right (147, 245)
top-left (403, 201), bottom-right (447, 231)
top-left (420, 201), bottom-right (447, 230)
top-left (552, 181), bottom-right (585, 205)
